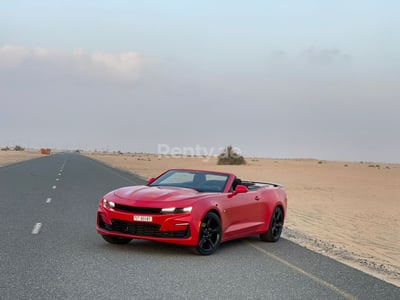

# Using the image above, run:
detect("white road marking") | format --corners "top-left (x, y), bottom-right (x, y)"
top-left (56, 178), bottom-right (60, 181)
top-left (32, 223), bottom-right (42, 234)
top-left (58, 173), bottom-right (61, 176)
top-left (46, 197), bottom-right (52, 203)
top-left (52, 185), bottom-right (56, 189)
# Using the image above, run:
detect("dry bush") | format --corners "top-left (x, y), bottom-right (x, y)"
top-left (14, 145), bottom-right (24, 151)
top-left (217, 145), bottom-right (246, 165)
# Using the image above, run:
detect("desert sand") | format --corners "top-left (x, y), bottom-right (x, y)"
top-left (1, 150), bottom-right (399, 286)
top-left (0, 149), bottom-right (43, 167)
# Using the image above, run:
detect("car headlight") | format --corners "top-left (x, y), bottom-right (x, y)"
top-left (103, 199), bottom-right (115, 209)
top-left (161, 207), bottom-right (192, 214)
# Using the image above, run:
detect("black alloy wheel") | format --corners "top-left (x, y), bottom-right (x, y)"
top-left (194, 212), bottom-right (222, 255)
top-left (260, 207), bottom-right (283, 242)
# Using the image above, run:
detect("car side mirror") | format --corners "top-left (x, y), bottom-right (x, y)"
top-left (146, 177), bottom-right (156, 186)
top-left (228, 184), bottom-right (248, 198)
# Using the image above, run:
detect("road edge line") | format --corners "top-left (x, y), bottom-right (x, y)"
top-left (244, 240), bottom-right (357, 300)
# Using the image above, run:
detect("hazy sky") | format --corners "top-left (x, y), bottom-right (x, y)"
top-left (1, 1), bottom-right (399, 162)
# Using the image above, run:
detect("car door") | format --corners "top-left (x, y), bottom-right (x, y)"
top-left (222, 189), bottom-right (264, 239)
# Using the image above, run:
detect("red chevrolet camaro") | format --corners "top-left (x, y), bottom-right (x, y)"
top-left (97, 169), bottom-right (287, 255)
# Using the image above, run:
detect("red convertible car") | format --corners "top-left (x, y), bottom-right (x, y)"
top-left (97, 169), bottom-right (287, 255)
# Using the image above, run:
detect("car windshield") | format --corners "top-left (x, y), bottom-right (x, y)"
top-left (150, 170), bottom-right (229, 193)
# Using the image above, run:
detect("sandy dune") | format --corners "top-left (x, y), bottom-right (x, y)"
top-left (1, 150), bottom-right (399, 286)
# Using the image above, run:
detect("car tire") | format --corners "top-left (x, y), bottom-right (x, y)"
top-left (260, 206), bottom-right (283, 242)
top-left (102, 234), bottom-right (132, 244)
top-left (193, 212), bottom-right (222, 255)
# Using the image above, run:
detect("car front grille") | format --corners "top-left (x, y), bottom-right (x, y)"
top-left (101, 219), bottom-right (189, 238)
top-left (114, 204), bottom-right (162, 214)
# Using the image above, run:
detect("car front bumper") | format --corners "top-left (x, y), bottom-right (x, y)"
top-left (97, 204), bottom-right (200, 246)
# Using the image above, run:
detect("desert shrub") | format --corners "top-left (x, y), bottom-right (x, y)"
top-left (1, 146), bottom-right (10, 151)
top-left (14, 145), bottom-right (24, 151)
top-left (368, 164), bottom-right (381, 168)
top-left (217, 145), bottom-right (246, 165)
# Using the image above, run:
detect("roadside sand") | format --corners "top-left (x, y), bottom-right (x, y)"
top-left (0, 149), bottom-right (43, 167)
top-left (1, 150), bottom-right (399, 286)
top-left (84, 152), bottom-right (400, 287)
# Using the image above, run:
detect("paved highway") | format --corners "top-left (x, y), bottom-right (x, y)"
top-left (0, 153), bottom-right (398, 299)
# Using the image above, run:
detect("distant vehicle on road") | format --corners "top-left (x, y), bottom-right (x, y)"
top-left (97, 169), bottom-right (287, 255)
top-left (40, 148), bottom-right (51, 155)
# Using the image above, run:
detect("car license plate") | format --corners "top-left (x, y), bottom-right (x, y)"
top-left (133, 215), bottom-right (152, 222)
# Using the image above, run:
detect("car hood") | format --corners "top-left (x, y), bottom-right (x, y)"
top-left (109, 185), bottom-right (208, 207)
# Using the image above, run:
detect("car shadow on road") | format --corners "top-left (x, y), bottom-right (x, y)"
top-left (96, 235), bottom-right (285, 257)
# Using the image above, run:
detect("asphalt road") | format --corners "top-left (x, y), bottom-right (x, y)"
top-left (0, 153), bottom-right (398, 300)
